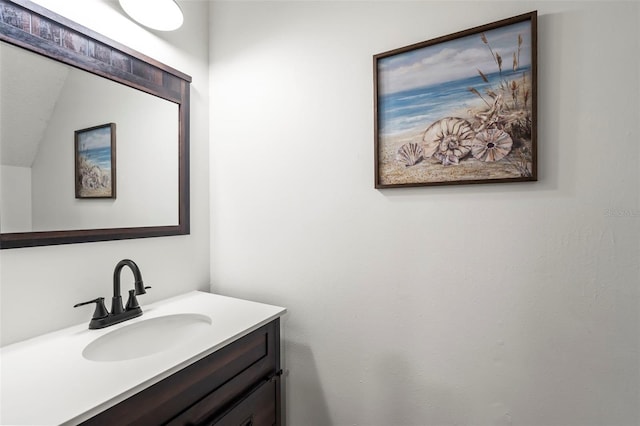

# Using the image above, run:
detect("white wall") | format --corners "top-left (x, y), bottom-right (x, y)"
top-left (0, 165), bottom-right (31, 232)
top-left (0, 0), bottom-right (210, 346)
top-left (209, 2), bottom-right (639, 425)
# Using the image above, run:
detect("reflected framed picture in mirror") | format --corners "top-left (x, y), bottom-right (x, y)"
top-left (75, 123), bottom-right (116, 199)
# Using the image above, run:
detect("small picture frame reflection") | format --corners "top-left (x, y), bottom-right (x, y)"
top-left (75, 123), bottom-right (116, 198)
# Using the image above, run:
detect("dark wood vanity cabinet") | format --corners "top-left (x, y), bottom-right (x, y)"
top-left (81, 319), bottom-right (281, 426)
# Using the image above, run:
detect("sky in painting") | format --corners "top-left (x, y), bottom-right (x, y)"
top-left (78, 125), bottom-right (112, 151)
top-left (377, 20), bottom-right (532, 95)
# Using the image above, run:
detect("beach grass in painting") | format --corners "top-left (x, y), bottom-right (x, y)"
top-left (75, 123), bottom-right (116, 198)
top-left (374, 12), bottom-right (536, 187)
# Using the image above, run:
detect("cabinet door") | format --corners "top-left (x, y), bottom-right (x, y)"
top-left (212, 378), bottom-right (277, 426)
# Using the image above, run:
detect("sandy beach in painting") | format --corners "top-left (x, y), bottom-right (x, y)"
top-left (77, 155), bottom-right (112, 197)
top-left (379, 127), bottom-right (533, 186)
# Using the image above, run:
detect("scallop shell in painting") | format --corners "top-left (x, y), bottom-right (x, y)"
top-left (422, 117), bottom-right (475, 166)
top-left (396, 142), bottom-right (424, 167)
top-left (471, 129), bottom-right (513, 162)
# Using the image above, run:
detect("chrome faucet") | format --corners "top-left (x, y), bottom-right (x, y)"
top-left (74, 259), bottom-right (151, 329)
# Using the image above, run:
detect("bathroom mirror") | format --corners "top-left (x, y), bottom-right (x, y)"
top-left (0, 0), bottom-right (191, 249)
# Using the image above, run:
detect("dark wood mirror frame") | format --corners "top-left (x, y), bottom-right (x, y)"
top-left (0, 0), bottom-right (191, 249)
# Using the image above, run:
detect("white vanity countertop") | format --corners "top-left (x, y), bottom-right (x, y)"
top-left (0, 291), bottom-right (286, 425)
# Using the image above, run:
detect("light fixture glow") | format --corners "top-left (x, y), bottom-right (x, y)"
top-left (119, 0), bottom-right (183, 31)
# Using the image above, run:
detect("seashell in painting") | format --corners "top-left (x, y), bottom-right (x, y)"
top-left (422, 117), bottom-right (475, 166)
top-left (471, 129), bottom-right (513, 162)
top-left (396, 142), bottom-right (424, 167)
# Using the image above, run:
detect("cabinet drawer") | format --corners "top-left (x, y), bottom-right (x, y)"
top-left (213, 379), bottom-right (276, 426)
top-left (81, 319), bottom-right (280, 425)
top-left (171, 376), bottom-right (278, 426)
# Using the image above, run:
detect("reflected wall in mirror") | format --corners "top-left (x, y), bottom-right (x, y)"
top-left (0, 0), bottom-right (191, 249)
top-left (2, 43), bottom-right (179, 231)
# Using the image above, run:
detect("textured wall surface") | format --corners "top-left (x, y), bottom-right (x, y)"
top-left (209, 2), bottom-right (639, 425)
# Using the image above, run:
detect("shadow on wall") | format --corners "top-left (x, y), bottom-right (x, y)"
top-left (285, 341), bottom-right (332, 426)
top-left (284, 344), bottom-right (467, 425)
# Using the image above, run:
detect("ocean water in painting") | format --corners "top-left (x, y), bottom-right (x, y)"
top-left (79, 146), bottom-right (112, 170)
top-left (378, 67), bottom-right (530, 138)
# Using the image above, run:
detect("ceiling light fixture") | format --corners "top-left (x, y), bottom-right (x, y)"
top-left (119, 0), bottom-right (184, 31)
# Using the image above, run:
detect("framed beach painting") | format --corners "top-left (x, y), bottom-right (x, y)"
top-left (75, 123), bottom-right (116, 198)
top-left (374, 11), bottom-right (537, 188)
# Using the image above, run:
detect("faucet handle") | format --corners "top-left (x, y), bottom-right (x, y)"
top-left (126, 287), bottom-right (151, 311)
top-left (74, 297), bottom-right (109, 319)
top-left (125, 290), bottom-right (139, 310)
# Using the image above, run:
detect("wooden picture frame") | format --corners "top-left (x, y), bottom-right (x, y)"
top-left (374, 11), bottom-right (537, 188)
top-left (75, 122), bottom-right (116, 198)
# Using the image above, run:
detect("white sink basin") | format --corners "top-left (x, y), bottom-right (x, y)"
top-left (83, 313), bottom-right (212, 362)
